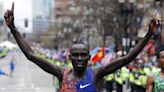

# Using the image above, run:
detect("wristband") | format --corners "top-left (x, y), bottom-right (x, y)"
top-left (10, 27), bottom-right (17, 33)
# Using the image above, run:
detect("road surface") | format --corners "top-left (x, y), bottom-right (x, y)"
top-left (0, 51), bottom-right (56, 92)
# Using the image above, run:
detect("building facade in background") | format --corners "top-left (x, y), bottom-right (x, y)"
top-left (55, 0), bottom-right (80, 22)
top-left (0, 0), bottom-right (4, 27)
top-left (32, 0), bottom-right (54, 32)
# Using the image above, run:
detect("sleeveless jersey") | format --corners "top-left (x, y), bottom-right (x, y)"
top-left (153, 72), bottom-right (164, 92)
top-left (59, 68), bottom-right (97, 92)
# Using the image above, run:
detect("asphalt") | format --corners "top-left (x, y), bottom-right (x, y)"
top-left (0, 51), bottom-right (56, 92)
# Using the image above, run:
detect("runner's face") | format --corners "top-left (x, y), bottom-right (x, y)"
top-left (158, 50), bottom-right (164, 69)
top-left (70, 43), bottom-right (90, 71)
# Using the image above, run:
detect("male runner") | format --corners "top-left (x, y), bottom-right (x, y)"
top-left (4, 3), bottom-right (160, 92)
top-left (146, 48), bottom-right (164, 92)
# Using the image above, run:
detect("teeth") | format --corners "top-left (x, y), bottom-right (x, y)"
top-left (77, 64), bottom-right (83, 67)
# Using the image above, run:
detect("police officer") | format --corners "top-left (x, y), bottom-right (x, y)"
top-left (105, 74), bottom-right (114, 92)
top-left (129, 59), bottom-right (147, 92)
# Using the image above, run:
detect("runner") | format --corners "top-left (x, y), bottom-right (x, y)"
top-left (4, 2), bottom-right (160, 92)
top-left (146, 48), bottom-right (164, 92)
top-left (9, 55), bottom-right (15, 78)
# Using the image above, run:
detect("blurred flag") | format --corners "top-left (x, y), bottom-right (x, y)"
top-left (91, 47), bottom-right (105, 63)
top-left (143, 40), bottom-right (156, 54)
top-left (90, 47), bottom-right (100, 56)
top-left (101, 52), bottom-right (116, 65)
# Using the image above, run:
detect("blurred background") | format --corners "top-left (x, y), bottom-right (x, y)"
top-left (0, 0), bottom-right (164, 92)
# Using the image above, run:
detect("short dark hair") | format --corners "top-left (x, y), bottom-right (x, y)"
top-left (73, 40), bottom-right (86, 45)
top-left (72, 39), bottom-right (88, 48)
top-left (70, 40), bottom-right (89, 53)
top-left (157, 47), bottom-right (164, 59)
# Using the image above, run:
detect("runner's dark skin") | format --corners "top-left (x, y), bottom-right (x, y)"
top-left (4, 3), bottom-right (160, 91)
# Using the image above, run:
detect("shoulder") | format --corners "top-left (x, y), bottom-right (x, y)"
top-left (92, 65), bottom-right (106, 81)
top-left (89, 66), bottom-right (97, 71)
top-left (147, 74), bottom-right (155, 84)
top-left (92, 66), bottom-right (101, 74)
top-left (87, 67), bottom-right (97, 76)
top-left (146, 74), bottom-right (155, 92)
top-left (63, 67), bottom-right (73, 74)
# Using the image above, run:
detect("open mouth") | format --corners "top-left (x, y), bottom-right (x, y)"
top-left (76, 64), bottom-right (83, 67)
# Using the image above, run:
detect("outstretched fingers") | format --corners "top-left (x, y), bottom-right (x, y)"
top-left (4, 2), bottom-right (15, 28)
top-left (11, 2), bottom-right (14, 12)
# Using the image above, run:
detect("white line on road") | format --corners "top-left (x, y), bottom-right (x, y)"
top-left (24, 60), bottom-right (35, 88)
top-left (35, 87), bottom-right (43, 92)
top-left (0, 88), bottom-right (6, 90)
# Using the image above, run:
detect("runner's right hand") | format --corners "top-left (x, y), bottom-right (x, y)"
top-left (4, 2), bottom-right (15, 29)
